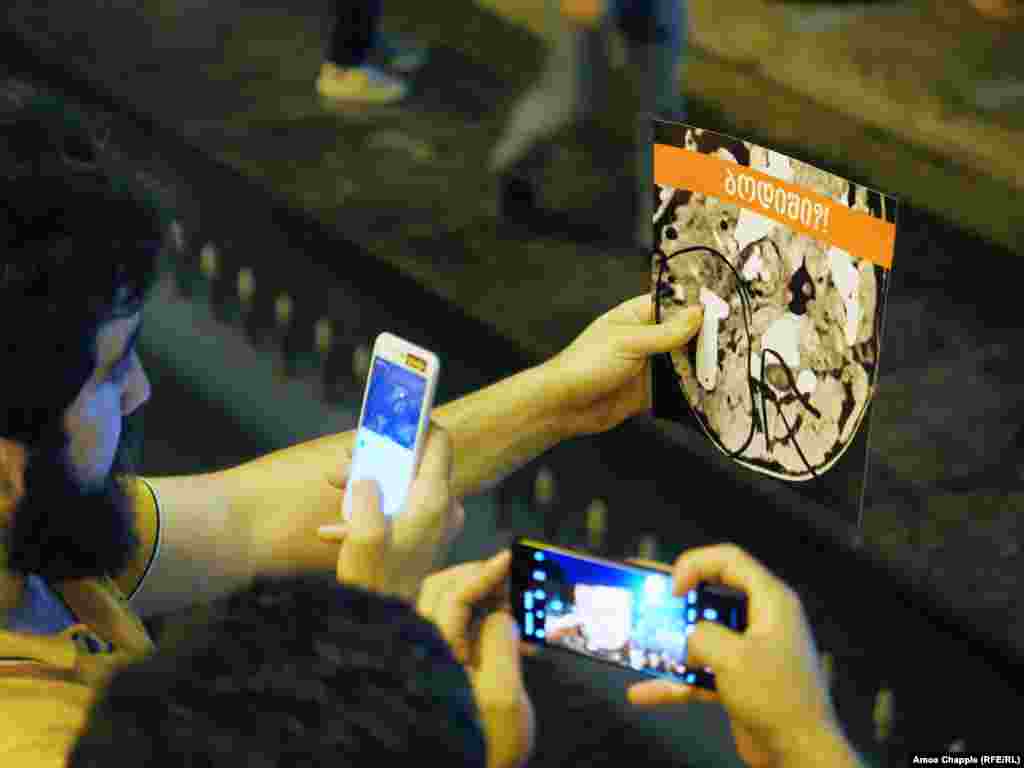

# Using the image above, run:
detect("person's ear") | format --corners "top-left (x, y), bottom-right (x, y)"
top-left (0, 437), bottom-right (28, 503)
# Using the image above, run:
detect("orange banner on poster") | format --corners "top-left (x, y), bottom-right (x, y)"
top-left (654, 143), bottom-right (895, 269)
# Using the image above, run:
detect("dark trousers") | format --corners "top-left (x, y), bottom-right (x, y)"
top-left (327, 0), bottom-right (382, 68)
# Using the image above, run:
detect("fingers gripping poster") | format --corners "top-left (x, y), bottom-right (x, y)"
top-left (650, 120), bottom-right (897, 529)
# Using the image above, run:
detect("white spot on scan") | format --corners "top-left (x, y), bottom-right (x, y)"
top-left (698, 287), bottom-right (730, 391)
top-left (828, 247), bottom-right (861, 346)
top-left (735, 209), bottom-right (776, 252)
top-left (796, 369), bottom-right (818, 395)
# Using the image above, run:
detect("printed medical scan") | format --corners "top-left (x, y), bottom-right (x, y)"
top-left (650, 120), bottom-right (898, 527)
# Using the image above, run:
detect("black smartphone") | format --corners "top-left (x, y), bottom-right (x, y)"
top-left (511, 538), bottom-right (747, 691)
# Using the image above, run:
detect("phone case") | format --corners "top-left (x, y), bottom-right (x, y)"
top-left (342, 333), bottom-right (440, 519)
top-left (511, 539), bottom-right (747, 691)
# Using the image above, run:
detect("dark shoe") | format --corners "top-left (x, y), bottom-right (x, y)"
top-left (496, 143), bottom-right (554, 223)
top-left (498, 172), bottom-right (539, 221)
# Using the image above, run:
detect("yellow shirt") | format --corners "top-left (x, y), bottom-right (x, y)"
top-left (0, 477), bottom-right (160, 766)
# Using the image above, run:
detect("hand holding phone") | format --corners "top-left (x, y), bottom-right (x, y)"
top-left (328, 423), bottom-right (464, 602)
top-left (418, 552), bottom-right (535, 768)
top-left (324, 333), bottom-right (455, 601)
top-left (628, 544), bottom-right (854, 768)
top-left (343, 333), bottom-right (440, 521)
top-left (511, 539), bottom-right (747, 692)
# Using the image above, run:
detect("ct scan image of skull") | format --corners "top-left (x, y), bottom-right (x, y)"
top-left (652, 137), bottom-right (886, 482)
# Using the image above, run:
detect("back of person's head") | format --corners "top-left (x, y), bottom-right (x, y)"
top-left (1, 84), bottom-right (173, 446)
top-left (69, 573), bottom-right (487, 768)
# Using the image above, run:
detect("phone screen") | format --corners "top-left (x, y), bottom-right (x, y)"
top-left (512, 540), bottom-right (747, 690)
top-left (346, 356), bottom-right (428, 518)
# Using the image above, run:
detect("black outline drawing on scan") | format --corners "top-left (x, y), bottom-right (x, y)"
top-left (652, 127), bottom-right (891, 482)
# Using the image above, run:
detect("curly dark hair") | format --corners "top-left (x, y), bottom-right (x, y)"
top-left (69, 573), bottom-right (487, 768)
top-left (1, 88), bottom-right (175, 444)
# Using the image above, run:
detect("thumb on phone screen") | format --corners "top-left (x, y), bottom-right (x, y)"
top-left (685, 620), bottom-right (741, 678)
top-left (336, 478), bottom-right (390, 592)
top-left (626, 619), bottom-right (736, 707)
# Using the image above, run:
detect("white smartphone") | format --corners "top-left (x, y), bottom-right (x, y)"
top-left (342, 332), bottom-right (441, 520)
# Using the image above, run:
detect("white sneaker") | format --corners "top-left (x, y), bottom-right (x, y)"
top-left (315, 62), bottom-right (407, 106)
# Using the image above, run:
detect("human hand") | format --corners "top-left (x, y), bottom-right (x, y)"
top-left (544, 294), bottom-right (701, 437)
top-left (418, 551), bottom-right (535, 768)
top-left (318, 424), bottom-right (465, 602)
top-left (626, 545), bottom-right (849, 768)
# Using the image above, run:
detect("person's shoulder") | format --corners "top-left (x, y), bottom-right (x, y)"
top-left (1, 722), bottom-right (90, 768)
top-left (1, 739), bottom-right (85, 768)
top-left (0, 649), bottom-right (96, 767)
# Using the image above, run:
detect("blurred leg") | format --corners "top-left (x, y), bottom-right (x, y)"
top-left (489, 0), bottom-right (611, 175)
top-left (620, 0), bottom-right (686, 118)
top-left (617, 0), bottom-right (687, 247)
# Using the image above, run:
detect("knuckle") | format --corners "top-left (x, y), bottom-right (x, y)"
top-left (350, 527), bottom-right (389, 548)
top-left (430, 422), bottom-right (452, 450)
top-left (481, 691), bottom-right (524, 717)
top-left (438, 432), bottom-right (454, 466)
top-left (425, 494), bottom-right (450, 521)
top-left (791, 586), bottom-right (808, 611)
top-left (420, 575), bottom-right (438, 594)
top-left (780, 583), bottom-right (804, 612)
top-left (722, 542), bottom-right (745, 560)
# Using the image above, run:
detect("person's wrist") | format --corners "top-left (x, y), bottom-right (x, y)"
top-left (781, 720), bottom-right (862, 768)
top-left (530, 360), bottom-right (586, 440)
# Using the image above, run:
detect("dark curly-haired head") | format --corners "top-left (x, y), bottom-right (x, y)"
top-left (69, 573), bottom-right (487, 768)
top-left (1, 88), bottom-right (174, 445)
